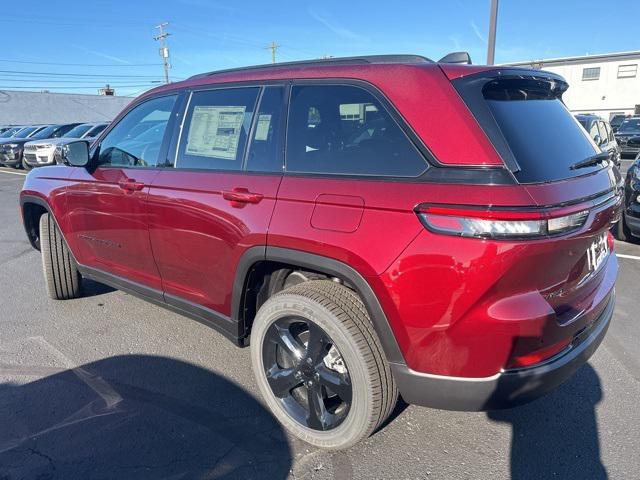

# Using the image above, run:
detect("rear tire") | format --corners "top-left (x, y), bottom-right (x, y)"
top-left (250, 280), bottom-right (397, 449)
top-left (39, 213), bottom-right (83, 299)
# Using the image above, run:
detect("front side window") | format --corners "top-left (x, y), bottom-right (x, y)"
top-left (286, 84), bottom-right (427, 177)
top-left (97, 95), bottom-right (176, 168)
top-left (176, 87), bottom-right (259, 171)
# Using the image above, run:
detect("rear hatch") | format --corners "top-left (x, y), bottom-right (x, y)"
top-left (444, 67), bottom-right (621, 367)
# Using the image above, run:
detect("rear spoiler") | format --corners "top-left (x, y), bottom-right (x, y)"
top-left (438, 52), bottom-right (472, 65)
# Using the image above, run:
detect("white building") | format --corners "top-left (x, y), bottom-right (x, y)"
top-left (0, 90), bottom-right (131, 125)
top-left (506, 51), bottom-right (640, 120)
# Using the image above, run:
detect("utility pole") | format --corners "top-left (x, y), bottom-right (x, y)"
top-left (487, 0), bottom-right (499, 65)
top-left (154, 22), bottom-right (171, 84)
top-left (265, 41), bottom-right (280, 64)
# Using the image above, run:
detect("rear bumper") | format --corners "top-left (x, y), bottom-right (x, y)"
top-left (392, 292), bottom-right (614, 411)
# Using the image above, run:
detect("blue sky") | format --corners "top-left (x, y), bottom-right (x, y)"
top-left (2, 0), bottom-right (639, 96)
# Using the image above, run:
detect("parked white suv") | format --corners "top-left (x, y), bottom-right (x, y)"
top-left (23, 122), bottom-right (108, 167)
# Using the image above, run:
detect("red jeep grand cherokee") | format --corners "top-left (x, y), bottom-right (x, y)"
top-left (20, 54), bottom-right (620, 449)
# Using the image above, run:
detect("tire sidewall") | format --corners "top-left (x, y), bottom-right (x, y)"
top-left (251, 292), bottom-right (376, 449)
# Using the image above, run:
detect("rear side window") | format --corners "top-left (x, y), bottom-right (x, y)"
top-left (286, 85), bottom-right (427, 177)
top-left (176, 87), bottom-right (259, 171)
top-left (459, 76), bottom-right (601, 184)
top-left (245, 86), bottom-right (285, 172)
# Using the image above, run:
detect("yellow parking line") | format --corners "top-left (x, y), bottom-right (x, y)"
top-left (617, 253), bottom-right (640, 261)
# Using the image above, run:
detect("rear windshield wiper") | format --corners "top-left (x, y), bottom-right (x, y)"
top-left (569, 152), bottom-right (611, 170)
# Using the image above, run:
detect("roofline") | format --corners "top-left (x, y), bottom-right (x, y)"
top-left (502, 50), bottom-right (640, 67)
top-left (188, 54), bottom-right (434, 80)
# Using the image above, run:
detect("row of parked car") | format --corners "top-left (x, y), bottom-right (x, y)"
top-left (0, 122), bottom-right (108, 170)
top-left (573, 114), bottom-right (640, 243)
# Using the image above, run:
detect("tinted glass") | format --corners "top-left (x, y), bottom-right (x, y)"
top-left (31, 125), bottom-right (60, 139)
top-left (176, 87), bottom-right (259, 170)
top-left (87, 124), bottom-right (107, 137)
top-left (286, 85), bottom-right (427, 177)
top-left (14, 126), bottom-right (41, 138)
top-left (245, 86), bottom-right (284, 172)
top-left (64, 124), bottom-right (93, 138)
top-left (98, 95), bottom-right (176, 168)
top-left (483, 78), bottom-right (600, 183)
top-left (619, 119), bottom-right (640, 133)
top-left (0, 127), bottom-right (20, 138)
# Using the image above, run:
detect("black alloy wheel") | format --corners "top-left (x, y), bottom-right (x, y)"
top-left (262, 316), bottom-right (352, 431)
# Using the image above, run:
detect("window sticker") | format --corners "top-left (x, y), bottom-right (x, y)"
top-left (254, 114), bottom-right (272, 141)
top-left (186, 105), bottom-right (246, 160)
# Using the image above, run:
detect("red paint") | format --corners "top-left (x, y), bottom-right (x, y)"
top-left (20, 58), bottom-right (619, 384)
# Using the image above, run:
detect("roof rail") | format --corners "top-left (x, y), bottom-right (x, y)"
top-left (188, 54), bottom-right (433, 80)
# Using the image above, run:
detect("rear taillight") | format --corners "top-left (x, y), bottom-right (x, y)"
top-left (416, 204), bottom-right (589, 239)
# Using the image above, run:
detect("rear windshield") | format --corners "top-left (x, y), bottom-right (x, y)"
top-left (455, 75), bottom-right (602, 184)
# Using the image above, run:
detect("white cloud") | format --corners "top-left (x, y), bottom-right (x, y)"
top-left (69, 44), bottom-right (131, 64)
top-left (470, 20), bottom-right (487, 44)
top-left (308, 10), bottom-right (368, 43)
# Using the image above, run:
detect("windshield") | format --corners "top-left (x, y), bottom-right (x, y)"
top-left (63, 124), bottom-right (93, 138)
top-left (618, 119), bottom-right (640, 133)
top-left (30, 125), bottom-right (59, 140)
top-left (14, 126), bottom-right (41, 138)
top-left (0, 127), bottom-right (20, 138)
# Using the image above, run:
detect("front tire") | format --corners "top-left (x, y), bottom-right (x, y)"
top-left (250, 280), bottom-right (397, 449)
top-left (39, 213), bottom-right (83, 299)
top-left (21, 157), bottom-right (33, 171)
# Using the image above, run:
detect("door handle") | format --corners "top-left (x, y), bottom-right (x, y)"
top-left (118, 178), bottom-right (145, 192)
top-left (222, 187), bottom-right (264, 206)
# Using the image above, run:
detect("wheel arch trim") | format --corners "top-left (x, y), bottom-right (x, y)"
top-left (233, 246), bottom-right (405, 364)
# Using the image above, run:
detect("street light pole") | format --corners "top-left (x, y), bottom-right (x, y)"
top-left (487, 0), bottom-right (499, 65)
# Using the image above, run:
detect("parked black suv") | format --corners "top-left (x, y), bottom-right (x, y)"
top-left (618, 154), bottom-right (640, 242)
top-left (615, 117), bottom-right (640, 158)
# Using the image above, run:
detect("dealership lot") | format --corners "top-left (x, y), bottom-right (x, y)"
top-left (0, 168), bottom-right (638, 479)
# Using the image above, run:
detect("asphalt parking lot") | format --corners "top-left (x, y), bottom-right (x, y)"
top-left (0, 166), bottom-right (638, 480)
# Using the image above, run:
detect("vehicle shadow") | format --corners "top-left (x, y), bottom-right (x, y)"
top-left (81, 278), bottom-right (116, 297)
top-left (488, 363), bottom-right (607, 479)
top-left (0, 354), bottom-right (292, 479)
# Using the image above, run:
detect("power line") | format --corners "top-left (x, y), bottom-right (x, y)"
top-left (0, 58), bottom-right (158, 67)
top-left (154, 22), bottom-right (171, 84)
top-left (0, 69), bottom-right (164, 78)
top-left (265, 41), bottom-right (280, 64)
top-left (0, 84), bottom-right (157, 89)
top-left (0, 78), bottom-right (163, 84)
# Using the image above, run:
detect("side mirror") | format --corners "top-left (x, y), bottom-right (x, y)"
top-left (593, 134), bottom-right (601, 146)
top-left (60, 141), bottom-right (90, 167)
